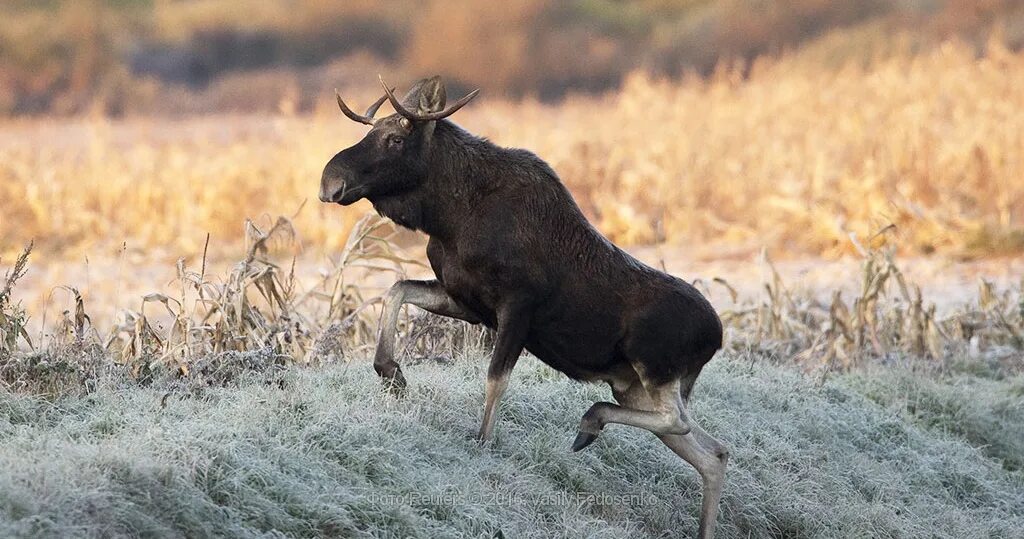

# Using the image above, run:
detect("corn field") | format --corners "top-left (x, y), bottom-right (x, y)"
top-left (2, 39), bottom-right (1023, 260)
top-left (3, 38), bottom-right (1024, 394)
top-left (2, 215), bottom-right (1021, 396)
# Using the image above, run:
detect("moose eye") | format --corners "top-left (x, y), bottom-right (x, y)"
top-left (389, 135), bottom-right (404, 147)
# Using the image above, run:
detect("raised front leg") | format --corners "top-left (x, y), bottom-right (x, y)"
top-left (477, 302), bottom-right (531, 442)
top-left (375, 280), bottom-right (481, 392)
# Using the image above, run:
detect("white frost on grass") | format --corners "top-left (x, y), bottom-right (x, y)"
top-left (1, 354), bottom-right (1022, 538)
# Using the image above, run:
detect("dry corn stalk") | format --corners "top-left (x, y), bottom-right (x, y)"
top-left (98, 214), bottom-right (418, 380)
top-left (723, 244), bottom-right (1020, 372)
top-left (0, 243), bottom-right (34, 355)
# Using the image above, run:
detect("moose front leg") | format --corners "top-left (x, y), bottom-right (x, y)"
top-left (375, 280), bottom-right (481, 392)
top-left (478, 303), bottom-right (530, 442)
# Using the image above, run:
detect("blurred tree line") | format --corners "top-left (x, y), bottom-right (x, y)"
top-left (1, 0), bottom-right (1021, 115)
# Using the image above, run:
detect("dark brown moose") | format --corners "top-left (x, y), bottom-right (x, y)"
top-left (320, 76), bottom-right (728, 538)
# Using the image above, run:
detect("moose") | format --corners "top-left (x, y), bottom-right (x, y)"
top-left (320, 76), bottom-right (729, 538)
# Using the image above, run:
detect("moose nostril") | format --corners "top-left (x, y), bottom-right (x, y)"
top-left (319, 181), bottom-right (343, 202)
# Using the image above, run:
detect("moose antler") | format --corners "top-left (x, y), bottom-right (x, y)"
top-left (336, 90), bottom-right (391, 125)
top-left (379, 75), bottom-right (480, 122)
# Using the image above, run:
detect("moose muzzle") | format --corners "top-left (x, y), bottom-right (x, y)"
top-left (319, 163), bottom-right (347, 203)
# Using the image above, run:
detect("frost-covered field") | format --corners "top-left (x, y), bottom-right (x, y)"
top-left (2, 353), bottom-right (1022, 538)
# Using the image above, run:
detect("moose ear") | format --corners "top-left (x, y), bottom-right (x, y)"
top-left (417, 76), bottom-right (447, 114)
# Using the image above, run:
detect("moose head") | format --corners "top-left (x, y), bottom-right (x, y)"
top-left (319, 76), bottom-right (479, 206)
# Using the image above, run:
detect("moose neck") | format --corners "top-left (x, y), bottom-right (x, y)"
top-left (370, 120), bottom-right (490, 243)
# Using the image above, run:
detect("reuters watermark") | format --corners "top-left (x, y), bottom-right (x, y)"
top-left (368, 490), bottom-right (657, 509)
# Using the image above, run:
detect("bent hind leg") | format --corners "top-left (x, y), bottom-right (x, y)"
top-left (571, 377), bottom-right (691, 451)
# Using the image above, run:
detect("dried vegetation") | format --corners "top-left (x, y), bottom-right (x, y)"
top-left (719, 245), bottom-right (1024, 375)
top-left (3, 41), bottom-right (1024, 258)
top-left (0, 216), bottom-right (437, 395)
top-left (2, 220), bottom-right (1021, 397)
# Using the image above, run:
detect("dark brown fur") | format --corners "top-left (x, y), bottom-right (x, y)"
top-left (321, 77), bottom-right (729, 538)
top-left (321, 85), bottom-right (722, 387)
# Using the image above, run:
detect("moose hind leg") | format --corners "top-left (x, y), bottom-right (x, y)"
top-left (572, 381), bottom-right (691, 452)
top-left (658, 426), bottom-right (729, 539)
top-left (375, 280), bottom-right (481, 392)
top-left (611, 379), bottom-right (728, 538)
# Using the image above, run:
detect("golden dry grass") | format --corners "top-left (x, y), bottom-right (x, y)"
top-left (2, 40), bottom-right (1022, 261)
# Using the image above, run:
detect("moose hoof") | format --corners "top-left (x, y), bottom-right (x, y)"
top-left (379, 368), bottom-right (408, 396)
top-left (571, 431), bottom-right (599, 452)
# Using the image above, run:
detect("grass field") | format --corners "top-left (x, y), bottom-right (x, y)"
top-left (1, 352), bottom-right (1022, 538)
